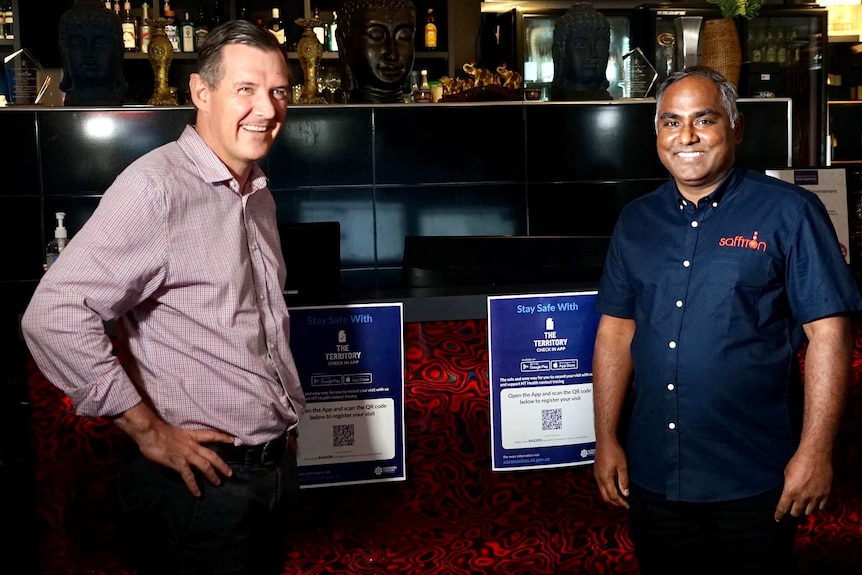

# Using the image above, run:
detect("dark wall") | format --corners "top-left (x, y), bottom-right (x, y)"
top-left (0, 98), bottom-right (792, 372)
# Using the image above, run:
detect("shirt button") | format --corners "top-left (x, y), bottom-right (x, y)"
top-left (269, 342), bottom-right (275, 349)
top-left (668, 341), bottom-right (677, 349)
top-left (691, 220), bottom-right (699, 228)
top-left (259, 293), bottom-right (265, 301)
top-left (667, 383), bottom-right (675, 390)
top-left (675, 300), bottom-right (683, 308)
top-left (712, 201), bottom-right (718, 208)
top-left (683, 260), bottom-right (691, 268)
top-left (668, 422), bottom-right (676, 430)
top-left (251, 243), bottom-right (258, 252)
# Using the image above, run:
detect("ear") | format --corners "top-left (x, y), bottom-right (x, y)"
top-left (189, 73), bottom-right (210, 112)
top-left (733, 113), bottom-right (745, 144)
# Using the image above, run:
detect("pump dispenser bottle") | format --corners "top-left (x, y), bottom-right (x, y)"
top-left (44, 212), bottom-right (68, 271)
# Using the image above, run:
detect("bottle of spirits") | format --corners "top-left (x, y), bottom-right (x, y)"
top-left (163, 0), bottom-right (180, 51)
top-left (113, 0), bottom-right (120, 15)
top-left (268, 7), bottom-right (285, 46)
top-left (180, 11), bottom-right (195, 52)
top-left (237, 0), bottom-right (249, 22)
top-left (312, 6), bottom-right (325, 46)
top-left (2, 2), bottom-right (11, 41)
top-left (139, 2), bottom-right (151, 53)
top-left (414, 69), bottom-right (432, 103)
top-left (104, 1), bottom-right (111, 10)
top-left (210, 0), bottom-right (223, 29)
top-left (328, 11), bottom-right (338, 52)
top-left (121, 1), bottom-right (137, 51)
top-left (424, 8), bottom-right (437, 50)
top-left (195, 6), bottom-right (209, 48)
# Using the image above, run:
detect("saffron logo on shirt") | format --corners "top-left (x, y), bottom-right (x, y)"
top-left (718, 231), bottom-right (767, 252)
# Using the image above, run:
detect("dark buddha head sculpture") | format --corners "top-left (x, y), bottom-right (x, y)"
top-left (551, 2), bottom-right (611, 101)
top-left (58, 0), bottom-right (127, 106)
top-left (335, 0), bottom-right (416, 104)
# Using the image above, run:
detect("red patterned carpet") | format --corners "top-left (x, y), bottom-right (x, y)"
top-left (28, 320), bottom-right (862, 575)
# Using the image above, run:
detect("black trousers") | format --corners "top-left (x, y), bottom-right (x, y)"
top-left (628, 484), bottom-right (801, 575)
top-left (117, 445), bottom-right (299, 575)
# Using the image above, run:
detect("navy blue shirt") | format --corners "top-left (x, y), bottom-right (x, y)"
top-left (595, 167), bottom-right (862, 502)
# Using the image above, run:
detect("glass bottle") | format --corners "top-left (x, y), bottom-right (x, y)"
top-left (140, 2), bottom-right (151, 53)
top-left (195, 6), bottom-right (209, 48)
top-left (162, 0), bottom-right (179, 51)
top-left (3, 1), bottom-right (12, 40)
top-left (424, 8), bottom-right (437, 50)
top-left (268, 8), bottom-right (285, 46)
top-left (414, 69), bottom-right (432, 103)
top-left (312, 6), bottom-right (325, 46)
top-left (122, 1), bottom-right (137, 51)
top-left (180, 11), bottom-right (195, 53)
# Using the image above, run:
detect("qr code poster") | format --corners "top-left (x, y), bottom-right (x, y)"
top-left (288, 303), bottom-right (406, 488)
top-left (488, 292), bottom-right (600, 472)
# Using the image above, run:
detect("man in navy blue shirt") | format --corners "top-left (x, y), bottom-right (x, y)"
top-left (592, 65), bottom-right (862, 575)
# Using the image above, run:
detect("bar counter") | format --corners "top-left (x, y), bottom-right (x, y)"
top-left (0, 98), bottom-right (793, 364)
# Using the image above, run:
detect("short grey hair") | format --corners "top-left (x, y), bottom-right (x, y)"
top-left (654, 65), bottom-right (739, 130)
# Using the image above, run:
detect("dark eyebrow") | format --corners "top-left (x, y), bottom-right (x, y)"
top-left (659, 108), bottom-right (719, 121)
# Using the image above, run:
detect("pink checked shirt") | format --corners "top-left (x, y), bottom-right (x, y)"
top-left (22, 126), bottom-right (305, 445)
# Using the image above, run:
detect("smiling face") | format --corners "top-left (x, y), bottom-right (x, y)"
top-left (190, 43), bottom-right (289, 184)
top-left (656, 75), bottom-right (743, 202)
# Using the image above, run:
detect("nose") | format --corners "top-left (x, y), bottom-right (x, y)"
top-left (254, 92), bottom-right (278, 119)
top-left (679, 122), bottom-right (699, 145)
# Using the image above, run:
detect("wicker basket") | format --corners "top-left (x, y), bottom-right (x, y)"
top-left (701, 18), bottom-right (742, 89)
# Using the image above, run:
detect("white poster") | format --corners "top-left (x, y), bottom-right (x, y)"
top-left (766, 168), bottom-right (850, 264)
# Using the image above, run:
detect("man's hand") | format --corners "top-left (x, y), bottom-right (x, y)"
top-left (594, 440), bottom-right (631, 509)
top-left (113, 402), bottom-right (235, 496)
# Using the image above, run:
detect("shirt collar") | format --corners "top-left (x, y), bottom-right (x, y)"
top-left (674, 166), bottom-right (742, 209)
top-left (177, 125), bottom-right (269, 195)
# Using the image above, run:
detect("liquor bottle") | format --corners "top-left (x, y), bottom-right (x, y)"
top-left (237, 0), bottom-right (249, 21)
top-left (328, 11), bottom-right (338, 52)
top-left (121, 1), bottom-right (137, 51)
top-left (210, 0), bottom-right (223, 29)
top-left (2, 2), bottom-right (11, 41)
top-left (44, 212), bottom-right (68, 272)
top-left (312, 6), bottom-right (325, 46)
top-left (414, 69), bottom-right (432, 103)
top-left (139, 2), bottom-right (151, 53)
top-left (180, 11), bottom-right (195, 52)
top-left (113, 0), bottom-right (120, 15)
top-left (163, 0), bottom-right (180, 51)
top-left (195, 6), bottom-right (209, 48)
top-left (104, 1), bottom-right (111, 9)
top-left (765, 29), bottom-right (777, 63)
top-left (268, 7), bottom-right (285, 46)
top-left (424, 8), bottom-right (437, 50)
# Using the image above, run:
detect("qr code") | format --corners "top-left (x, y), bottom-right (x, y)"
top-left (541, 408), bottom-right (563, 431)
top-left (332, 424), bottom-right (355, 447)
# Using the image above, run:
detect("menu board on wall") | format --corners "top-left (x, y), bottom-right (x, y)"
top-left (488, 292), bottom-right (600, 472)
top-left (288, 303), bottom-right (405, 488)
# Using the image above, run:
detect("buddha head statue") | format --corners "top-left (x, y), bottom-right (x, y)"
top-left (335, 0), bottom-right (416, 104)
top-left (58, 0), bottom-right (127, 106)
top-left (551, 2), bottom-right (611, 101)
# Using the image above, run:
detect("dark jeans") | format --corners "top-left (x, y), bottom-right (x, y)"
top-left (117, 446), bottom-right (299, 575)
top-left (628, 483), bottom-right (801, 575)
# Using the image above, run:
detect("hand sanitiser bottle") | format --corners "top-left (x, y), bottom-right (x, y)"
top-left (44, 212), bottom-right (68, 272)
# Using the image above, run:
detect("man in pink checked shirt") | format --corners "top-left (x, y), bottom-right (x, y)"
top-left (22, 19), bottom-right (305, 575)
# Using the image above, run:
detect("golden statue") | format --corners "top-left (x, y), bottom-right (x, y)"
top-left (147, 17), bottom-right (177, 106)
top-left (295, 16), bottom-right (327, 104)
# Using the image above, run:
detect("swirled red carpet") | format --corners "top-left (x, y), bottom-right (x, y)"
top-left (28, 320), bottom-right (862, 574)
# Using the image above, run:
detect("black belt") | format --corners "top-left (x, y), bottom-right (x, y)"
top-left (206, 430), bottom-right (293, 467)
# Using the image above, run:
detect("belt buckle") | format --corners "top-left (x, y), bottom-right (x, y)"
top-left (259, 435), bottom-right (282, 465)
